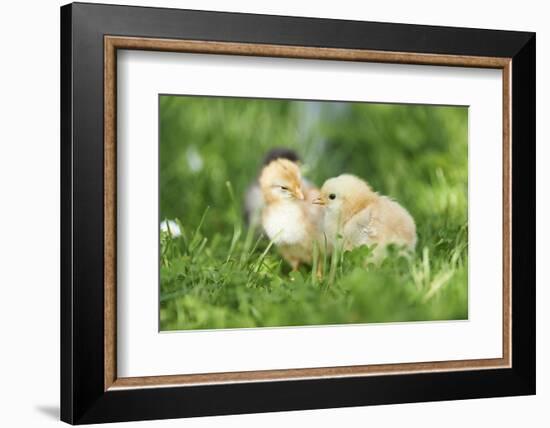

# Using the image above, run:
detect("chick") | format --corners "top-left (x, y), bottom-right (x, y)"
top-left (244, 148), bottom-right (319, 228)
top-left (314, 174), bottom-right (416, 261)
top-left (259, 158), bottom-right (323, 271)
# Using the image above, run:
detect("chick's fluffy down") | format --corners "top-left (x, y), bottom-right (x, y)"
top-left (259, 159), bottom-right (323, 268)
top-left (344, 196), bottom-right (417, 251)
top-left (320, 174), bottom-right (416, 261)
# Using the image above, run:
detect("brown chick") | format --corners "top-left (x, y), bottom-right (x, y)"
top-left (259, 158), bottom-right (323, 271)
top-left (314, 174), bottom-right (416, 261)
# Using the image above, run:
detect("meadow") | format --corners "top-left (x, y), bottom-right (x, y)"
top-left (159, 95), bottom-right (468, 331)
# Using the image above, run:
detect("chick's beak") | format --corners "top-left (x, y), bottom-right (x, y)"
top-left (294, 188), bottom-right (305, 200)
top-left (312, 196), bottom-right (326, 206)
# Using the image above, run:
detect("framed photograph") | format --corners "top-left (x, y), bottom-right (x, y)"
top-left (60, 2), bottom-right (535, 424)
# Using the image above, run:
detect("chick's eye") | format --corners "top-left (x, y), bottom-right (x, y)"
top-left (280, 186), bottom-right (289, 191)
top-left (329, 193), bottom-right (336, 200)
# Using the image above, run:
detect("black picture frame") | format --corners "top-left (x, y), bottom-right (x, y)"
top-left (61, 2), bottom-right (535, 424)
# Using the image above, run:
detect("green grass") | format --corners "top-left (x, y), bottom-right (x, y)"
top-left (159, 96), bottom-right (468, 331)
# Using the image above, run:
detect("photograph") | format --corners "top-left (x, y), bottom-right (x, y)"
top-left (159, 95), bottom-right (469, 331)
top-left (55, 2), bottom-right (536, 424)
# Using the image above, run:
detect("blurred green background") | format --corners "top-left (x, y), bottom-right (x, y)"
top-left (159, 95), bottom-right (468, 331)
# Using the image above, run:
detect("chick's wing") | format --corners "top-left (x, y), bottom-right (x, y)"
top-left (343, 208), bottom-right (376, 250)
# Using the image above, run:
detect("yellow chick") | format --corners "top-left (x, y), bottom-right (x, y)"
top-left (244, 148), bottom-right (319, 228)
top-left (259, 158), bottom-right (323, 271)
top-left (314, 174), bottom-right (416, 261)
